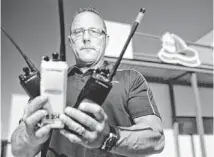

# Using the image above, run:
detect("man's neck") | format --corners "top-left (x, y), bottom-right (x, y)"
top-left (78, 59), bottom-right (104, 74)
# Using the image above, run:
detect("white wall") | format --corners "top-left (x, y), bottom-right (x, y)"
top-left (149, 83), bottom-right (173, 128)
top-left (149, 83), bottom-right (213, 129)
top-left (174, 85), bottom-right (213, 117)
top-left (148, 83), bottom-right (213, 157)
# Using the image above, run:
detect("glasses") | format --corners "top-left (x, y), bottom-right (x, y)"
top-left (70, 27), bottom-right (106, 39)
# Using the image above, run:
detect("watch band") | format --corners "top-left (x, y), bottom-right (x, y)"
top-left (100, 126), bottom-right (120, 151)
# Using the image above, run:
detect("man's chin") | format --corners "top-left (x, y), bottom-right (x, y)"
top-left (78, 59), bottom-right (96, 67)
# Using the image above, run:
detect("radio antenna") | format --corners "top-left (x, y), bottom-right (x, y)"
top-left (1, 27), bottom-right (39, 72)
top-left (58, 0), bottom-right (66, 61)
top-left (108, 8), bottom-right (146, 81)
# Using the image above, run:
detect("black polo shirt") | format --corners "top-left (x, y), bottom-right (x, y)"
top-left (47, 65), bottom-right (161, 157)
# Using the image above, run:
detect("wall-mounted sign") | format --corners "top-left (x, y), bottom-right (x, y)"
top-left (157, 32), bottom-right (201, 67)
top-left (104, 20), bottom-right (133, 59)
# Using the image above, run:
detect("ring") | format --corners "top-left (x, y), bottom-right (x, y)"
top-left (37, 122), bottom-right (43, 128)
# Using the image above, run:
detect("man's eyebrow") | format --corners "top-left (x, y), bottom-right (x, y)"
top-left (72, 27), bottom-right (104, 30)
top-left (71, 27), bottom-right (84, 31)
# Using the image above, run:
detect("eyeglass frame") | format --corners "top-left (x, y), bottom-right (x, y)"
top-left (69, 27), bottom-right (107, 41)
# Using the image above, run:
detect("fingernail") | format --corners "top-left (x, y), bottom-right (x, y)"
top-left (64, 107), bottom-right (72, 114)
top-left (42, 110), bottom-right (48, 116)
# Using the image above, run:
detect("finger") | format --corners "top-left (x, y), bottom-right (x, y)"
top-left (61, 114), bottom-right (100, 141)
top-left (60, 114), bottom-right (86, 136)
top-left (79, 99), bottom-right (108, 121)
top-left (64, 107), bottom-right (99, 131)
top-left (25, 110), bottom-right (48, 132)
top-left (60, 130), bottom-right (88, 146)
top-left (23, 96), bottom-right (48, 119)
top-left (35, 124), bottom-right (51, 138)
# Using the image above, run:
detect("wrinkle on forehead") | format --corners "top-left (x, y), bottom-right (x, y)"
top-left (71, 12), bottom-right (105, 30)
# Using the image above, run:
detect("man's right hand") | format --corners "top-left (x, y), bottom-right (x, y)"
top-left (21, 95), bottom-right (52, 146)
top-left (11, 96), bottom-right (53, 157)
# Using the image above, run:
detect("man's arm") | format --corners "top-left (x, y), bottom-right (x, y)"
top-left (60, 102), bottom-right (165, 157)
top-left (108, 70), bottom-right (164, 156)
top-left (110, 115), bottom-right (165, 157)
top-left (11, 122), bottom-right (42, 157)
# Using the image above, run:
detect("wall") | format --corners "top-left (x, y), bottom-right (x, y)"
top-left (150, 83), bottom-right (213, 128)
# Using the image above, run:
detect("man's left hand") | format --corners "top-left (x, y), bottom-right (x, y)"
top-left (59, 99), bottom-right (110, 149)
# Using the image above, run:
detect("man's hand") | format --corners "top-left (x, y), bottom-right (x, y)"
top-left (22, 96), bottom-right (52, 146)
top-left (59, 99), bottom-right (110, 149)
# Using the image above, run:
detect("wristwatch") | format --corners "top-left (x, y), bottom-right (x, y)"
top-left (100, 126), bottom-right (119, 151)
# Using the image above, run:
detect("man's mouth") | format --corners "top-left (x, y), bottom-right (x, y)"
top-left (80, 47), bottom-right (95, 50)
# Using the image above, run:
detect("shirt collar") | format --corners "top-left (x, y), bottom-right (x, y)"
top-left (68, 60), bottom-right (112, 77)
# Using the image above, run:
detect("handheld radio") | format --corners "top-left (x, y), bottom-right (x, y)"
top-left (1, 27), bottom-right (40, 99)
top-left (40, 0), bottom-right (68, 128)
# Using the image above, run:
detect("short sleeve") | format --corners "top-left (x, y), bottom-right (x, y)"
top-left (127, 70), bottom-right (161, 120)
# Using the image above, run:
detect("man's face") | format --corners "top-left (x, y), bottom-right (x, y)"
top-left (69, 11), bottom-right (108, 66)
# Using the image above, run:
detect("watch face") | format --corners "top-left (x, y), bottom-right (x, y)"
top-left (105, 133), bottom-right (118, 151)
top-left (108, 136), bottom-right (117, 145)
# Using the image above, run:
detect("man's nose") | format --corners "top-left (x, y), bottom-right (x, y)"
top-left (82, 30), bottom-right (90, 43)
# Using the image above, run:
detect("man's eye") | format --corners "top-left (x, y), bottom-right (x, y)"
top-left (73, 30), bottom-right (82, 36)
top-left (90, 29), bottom-right (101, 36)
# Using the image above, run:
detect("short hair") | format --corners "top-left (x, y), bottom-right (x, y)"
top-left (70, 7), bottom-right (107, 33)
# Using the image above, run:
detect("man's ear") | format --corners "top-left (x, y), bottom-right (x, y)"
top-left (105, 35), bottom-right (110, 47)
top-left (68, 35), bottom-right (74, 46)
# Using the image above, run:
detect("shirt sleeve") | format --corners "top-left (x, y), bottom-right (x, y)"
top-left (127, 70), bottom-right (161, 120)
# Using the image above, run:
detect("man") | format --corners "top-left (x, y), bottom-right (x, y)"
top-left (11, 7), bottom-right (165, 157)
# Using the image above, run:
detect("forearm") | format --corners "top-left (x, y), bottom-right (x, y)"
top-left (11, 122), bottom-right (41, 157)
top-left (110, 123), bottom-right (165, 157)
